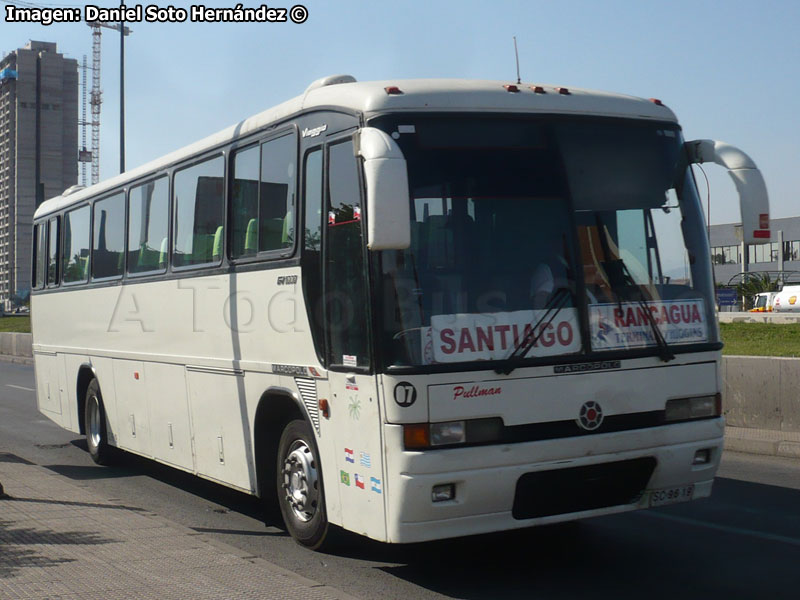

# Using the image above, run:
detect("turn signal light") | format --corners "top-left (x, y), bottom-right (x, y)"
top-left (318, 398), bottom-right (330, 419)
top-left (403, 424), bottom-right (430, 449)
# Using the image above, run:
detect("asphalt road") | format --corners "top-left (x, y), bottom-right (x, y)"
top-left (2, 359), bottom-right (800, 599)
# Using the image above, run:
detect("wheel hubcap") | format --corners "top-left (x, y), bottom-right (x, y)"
top-left (88, 395), bottom-right (102, 448)
top-left (281, 440), bottom-right (319, 522)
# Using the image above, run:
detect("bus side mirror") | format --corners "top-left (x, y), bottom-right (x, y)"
top-left (357, 128), bottom-right (411, 251)
top-left (686, 139), bottom-right (770, 244)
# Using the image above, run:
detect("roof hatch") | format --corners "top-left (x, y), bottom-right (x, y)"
top-left (305, 74), bottom-right (357, 94)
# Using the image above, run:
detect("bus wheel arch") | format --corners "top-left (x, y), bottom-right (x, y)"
top-left (253, 391), bottom-right (306, 513)
top-left (83, 376), bottom-right (115, 465)
top-left (76, 364), bottom-right (97, 436)
top-left (253, 389), bottom-right (329, 548)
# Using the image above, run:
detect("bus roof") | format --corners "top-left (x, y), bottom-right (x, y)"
top-left (35, 77), bottom-right (678, 219)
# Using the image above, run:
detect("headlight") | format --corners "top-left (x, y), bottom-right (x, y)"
top-left (403, 418), bottom-right (504, 450)
top-left (665, 394), bottom-right (721, 422)
top-left (430, 421), bottom-right (466, 446)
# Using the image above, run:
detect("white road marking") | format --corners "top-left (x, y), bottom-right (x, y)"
top-left (641, 511), bottom-right (800, 548)
top-left (6, 384), bottom-right (35, 392)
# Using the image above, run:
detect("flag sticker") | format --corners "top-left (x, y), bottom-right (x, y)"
top-left (355, 473), bottom-right (365, 489)
top-left (344, 448), bottom-right (355, 463)
top-left (340, 470), bottom-right (350, 486)
top-left (370, 476), bottom-right (382, 494)
top-left (360, 451), bottom-right (371, 468)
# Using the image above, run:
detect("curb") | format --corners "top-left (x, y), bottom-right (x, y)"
top-left (0, 353), bottom-right (34, 365)
top-left (724, 426), bottom-right (800, 459)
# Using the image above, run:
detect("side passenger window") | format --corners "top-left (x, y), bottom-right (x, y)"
top-left (128, 177), bottom-right (169, 274)
top-left (173, 156), bottom-right (224, 267)
top-left (63, 206), bottom-right (91, 284)
top-left (230, 133), bottom-right (296, 259)
top-left (34, 223), bottom-right (46, 289)
top-left (47, 217), bottom-right (59, 286)
top-left (92, 192), bottom-right (125, 279)
top-left (230, 145), bottom-right (259, 258)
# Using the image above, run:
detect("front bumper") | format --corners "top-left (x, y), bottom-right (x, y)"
top-left (383, 417), bottom-right (723, 543)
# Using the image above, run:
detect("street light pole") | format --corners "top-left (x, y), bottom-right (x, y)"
top-left (120, 19), bottom-right (125, 174)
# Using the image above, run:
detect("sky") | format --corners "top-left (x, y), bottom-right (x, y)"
top-left (1, 0), bottom-right (799, 225)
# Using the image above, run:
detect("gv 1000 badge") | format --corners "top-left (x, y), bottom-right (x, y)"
top-left (577, 401), bottom-right (604, 431)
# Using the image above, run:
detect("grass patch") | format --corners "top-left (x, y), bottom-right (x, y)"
top-left (0, 315), bottom-right (31, 333)
top-left (720, 322), bottom-right (800, 357)
top-left (2, 316), bottom-right (795, 356)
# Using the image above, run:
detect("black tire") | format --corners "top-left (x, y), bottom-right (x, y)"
top-left (276, 419), bottom-right (329, 549)
top-left (84, 378), bottom-right (115, 465)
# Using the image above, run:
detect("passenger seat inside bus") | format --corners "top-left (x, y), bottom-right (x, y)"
top-left (244, 219), bottom-right (258, 255)
top-left (213, 226), bottom-right (223, 261)
top-left (158, 238), bottom-right (168, 269)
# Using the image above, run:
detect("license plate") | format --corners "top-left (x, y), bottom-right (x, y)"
top-left (649, 484), bottom-right (695, 507)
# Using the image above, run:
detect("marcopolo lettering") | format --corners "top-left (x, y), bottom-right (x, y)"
top-left (272, 364), bottom-right (308, 376)
top-left (553, 360), bottom-right (622, 374)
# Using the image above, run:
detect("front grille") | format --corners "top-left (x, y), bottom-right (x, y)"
top-left (423, 412), bottom-right (715, 451)
top-left (512, 456), bottom-right (656, 519)
top-left (502, 411), bottom-right (667, 443)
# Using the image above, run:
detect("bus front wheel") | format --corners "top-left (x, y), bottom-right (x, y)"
top-left (276, 419), bottom-right (329, 549)
top-left (84, 379), bottom-right (115, 465)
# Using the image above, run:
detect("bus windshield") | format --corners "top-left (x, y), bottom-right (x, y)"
top-left (372, 115), bottom-right (716, 368)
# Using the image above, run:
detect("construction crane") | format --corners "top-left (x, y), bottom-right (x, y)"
top-left (78, 55), bottom-right (90, 187)
top-left (85, 20), bottom-right (132, 184)
top-left (4, 2), bottom-right (130, 184)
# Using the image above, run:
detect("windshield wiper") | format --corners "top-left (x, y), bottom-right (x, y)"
top-left (601, 259), bottom-right (675, 363)
top-left (495, 287), bottom-right (572, 376)
top-left (594, 214), bottom-right (674, 363)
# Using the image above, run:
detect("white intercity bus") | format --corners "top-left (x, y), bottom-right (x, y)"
top-left (31, 76), bottom-right (770, 548)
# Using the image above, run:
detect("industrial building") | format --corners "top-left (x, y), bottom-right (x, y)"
top-left (0, 41), bottom-right (78, 311)
top-left (710, 216), bottom-right (800, 286)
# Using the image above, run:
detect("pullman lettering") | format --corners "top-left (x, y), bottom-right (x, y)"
top-left (453, 385), bottom-right (502, 401)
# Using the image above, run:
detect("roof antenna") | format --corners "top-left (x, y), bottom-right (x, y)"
top-left (513, 36), bottom-right (521, 84)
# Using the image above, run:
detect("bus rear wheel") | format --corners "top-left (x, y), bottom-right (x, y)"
top-left (276, 419), bottom-right (329, 549)
top-left (84, 379), bottom-right (115, 465)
